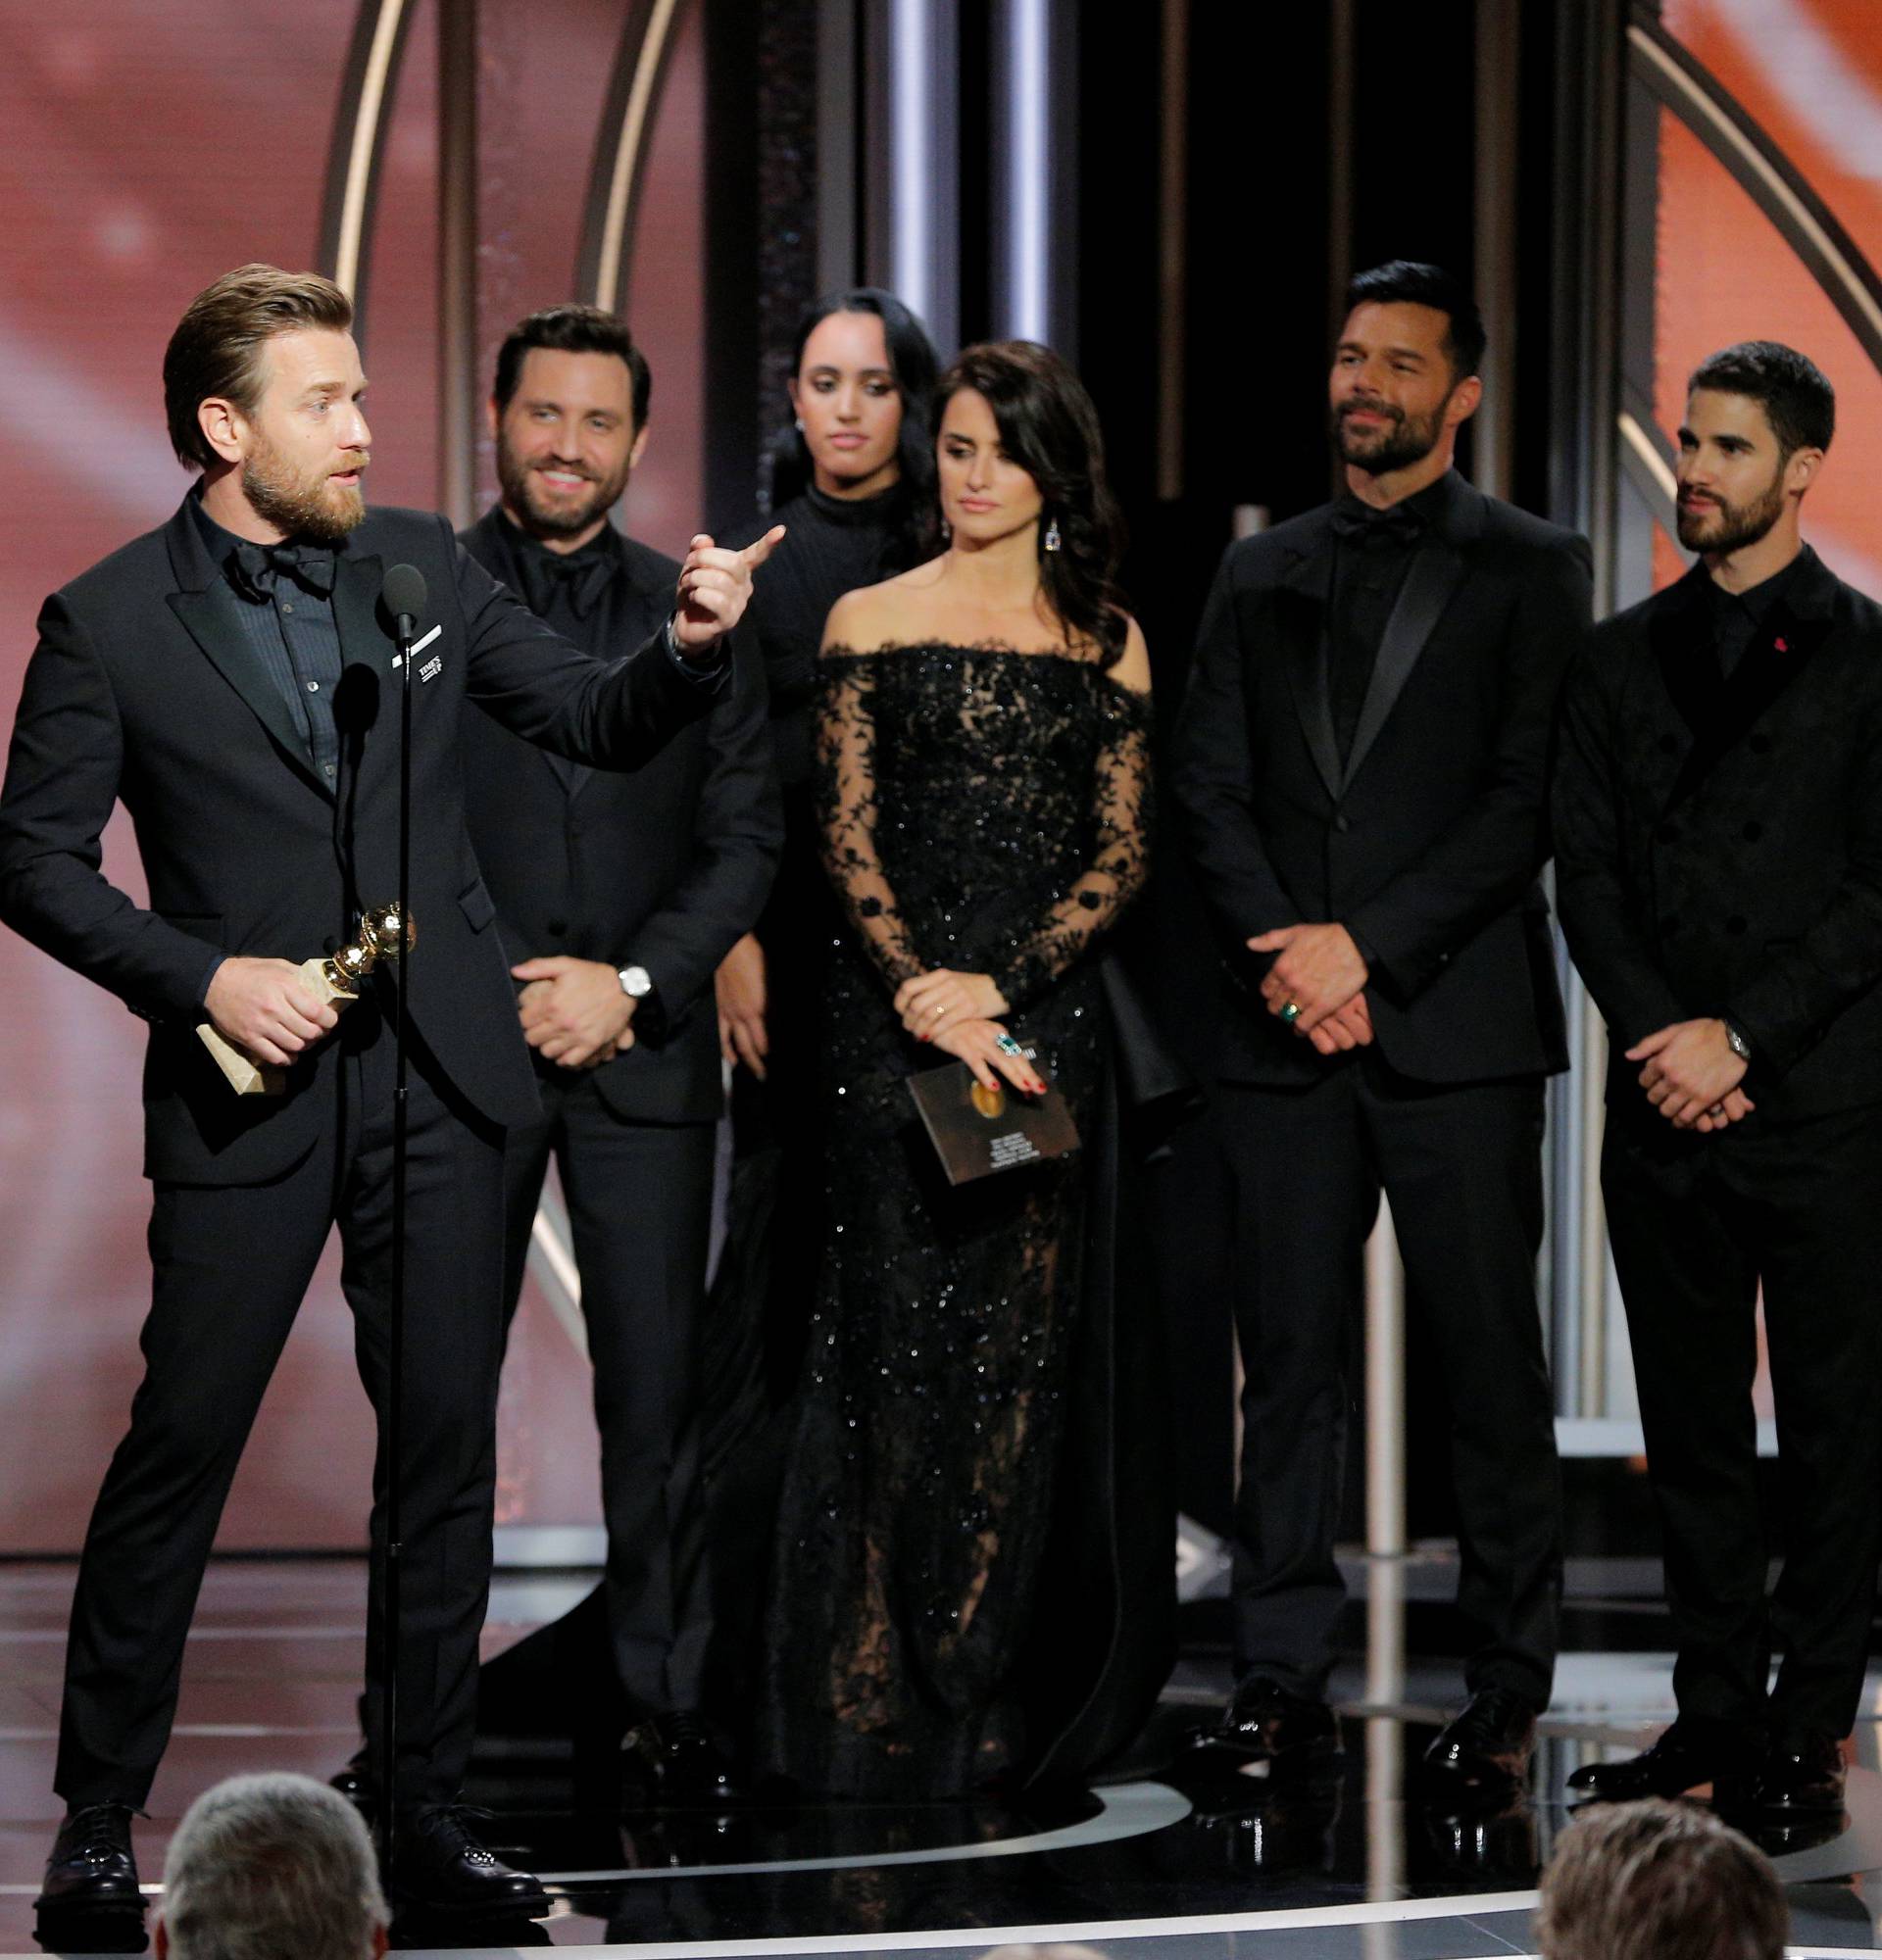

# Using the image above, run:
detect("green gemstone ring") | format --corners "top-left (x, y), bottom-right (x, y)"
top-left (1279, 1000), bottom-right (1302, 1023)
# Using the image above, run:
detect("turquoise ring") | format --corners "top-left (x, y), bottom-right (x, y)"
top-left (1279, 1000), bottom-right (1302, 1024)
top-left (995, 1034), bottom-right (1024, 1057)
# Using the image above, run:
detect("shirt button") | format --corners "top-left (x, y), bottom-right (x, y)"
top-left (306, 681), bottom-right (320, 693)
top-left (282, 603), bottom-right (294, 614)
top-left (323, 764), bottom-right (335, 776)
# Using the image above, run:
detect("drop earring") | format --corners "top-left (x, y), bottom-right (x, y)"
top-left (794, 416), bottom-right (805, 432)
top-left (941, 515), bottom-right (952, 542)
top-left (1043, 515), bottom-right (1062, 554)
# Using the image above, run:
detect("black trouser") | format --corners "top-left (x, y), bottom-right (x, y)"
top-left (501, 1074), bottom-right (716, 1719)
top-left (1216, 1058), bottom-right (1561, 1707)
top-left (57, 1010), bottom-right (507, 1811)
top-left (1603, 1102), bottom-right (1882, 1742)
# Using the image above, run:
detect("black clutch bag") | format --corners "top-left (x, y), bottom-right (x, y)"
top-left (906, 1049), bottom-right (1081, 1186)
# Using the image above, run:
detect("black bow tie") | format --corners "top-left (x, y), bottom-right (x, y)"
top-left (229, 540), bottom-right (337, 602)
top-left (1329, 500), bottom-right (1426, 550)
top-left (519, 546), bottom-right (618, 620)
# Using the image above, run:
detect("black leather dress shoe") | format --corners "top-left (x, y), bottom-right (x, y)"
top-left (1565, 1722), bottom-right (1758, 1802)
top-left (1741, 1732), bottom-right (1846, 1816)
top-left (389, 1806), bottom-right (551, 1918)
top-left (35, 1803), bottom-right (144, 1917)
top-left (1190, 1676), bottom-right (1343, 1775)
top-left (1421, 1689), bottom-right (1538, 1796)
top-left (621, 1711), bottom-right (740, 1810)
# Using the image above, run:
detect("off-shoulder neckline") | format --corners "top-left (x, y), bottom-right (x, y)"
top-left (821, 637), bottom-right (1114, 665)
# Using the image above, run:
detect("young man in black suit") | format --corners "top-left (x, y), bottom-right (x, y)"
top-left (1555, 343), bottom-right (1882, 1817)
top-left (1173, 262), bottom-right (1590, 1796)
top-left (460, 307), bottom-right (780, 1799)
top-left (0, 265), bottom-right (779, 1932)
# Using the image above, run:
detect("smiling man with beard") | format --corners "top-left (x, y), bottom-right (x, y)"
top-left (0, 265), bottom-right (779, 1939)
top-left (452, 305), bottom-right (780, 1806)
top-left (1555, 343), bottom-right (1882, 1818)
top-left (1174, 260), bottom-right (1590, 1802)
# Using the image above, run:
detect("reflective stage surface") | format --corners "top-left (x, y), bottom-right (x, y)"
top-left (5, 1558), bottom-right (1882, 1958)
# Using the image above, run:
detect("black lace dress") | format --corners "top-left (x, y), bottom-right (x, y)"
top-left (757, 643), bottom-right (1159, 1798)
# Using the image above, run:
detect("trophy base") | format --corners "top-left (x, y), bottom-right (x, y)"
top-left (196, 957), bottom-right (359, 1097)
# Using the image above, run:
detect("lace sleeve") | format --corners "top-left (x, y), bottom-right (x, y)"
top-left (988, 679), bottom-right (1154, 1013)
top-left (815, 655), bottom-right (925, 993)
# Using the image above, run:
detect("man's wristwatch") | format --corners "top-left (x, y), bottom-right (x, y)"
top-left (1724, 1021), bottom-right (1752, 1063)
top-left (619, 964), bottom-right (654, 1003)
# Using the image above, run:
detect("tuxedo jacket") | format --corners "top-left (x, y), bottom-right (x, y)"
top-left (1172, 471), bottom-right (1590, 1087)
top-left (1554, 546), bottom-right (1882, 1124)
top-left (0, 496), bottom-right (721, 1185)
top-left (457, 511), bottom-right (781, 1126)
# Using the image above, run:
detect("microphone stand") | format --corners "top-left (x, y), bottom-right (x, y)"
top-left (381, 601), bottom-right (418, 1879)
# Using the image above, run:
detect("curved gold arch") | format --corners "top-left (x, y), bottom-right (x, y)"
top-left (575, 0), bottom-right (693, 313)
top-left (317, 0), bottom-right (418, 342)
top-left (1628, 11), bottom-right (1882, 370)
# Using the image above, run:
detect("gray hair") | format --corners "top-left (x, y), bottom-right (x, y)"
top-left (1536, 1796), bottom-right (1788, 1960)
top-left (161, 1773), bottom-right (386, 1960)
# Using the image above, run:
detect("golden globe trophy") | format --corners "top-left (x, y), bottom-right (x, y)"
top-left (197, 902), bottom-right (415, 1097)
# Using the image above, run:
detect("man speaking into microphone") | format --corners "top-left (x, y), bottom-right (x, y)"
top-left (0, 264), bottom-right (781, 1932)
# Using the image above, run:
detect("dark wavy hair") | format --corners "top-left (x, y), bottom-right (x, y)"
top-left (765, 287), bottom-right (940, 557)
top-left (1689, 340), bottom-right (1835, 458)
top-left (930, 341), bottom-right (1129, 662)
top-left (492, 304), bottom-right (651, 426)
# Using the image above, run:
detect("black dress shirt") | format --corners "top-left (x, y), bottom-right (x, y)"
top-left (190, 494), bottom-right (345, 786)
top-left (1707, 549), bottom-right (1808, 680)
top-left (1325, 473), bottom-right (1454, 764)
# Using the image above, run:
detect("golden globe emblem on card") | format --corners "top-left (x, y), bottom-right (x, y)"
top-left (197, 903), bottom-right (415, 1097)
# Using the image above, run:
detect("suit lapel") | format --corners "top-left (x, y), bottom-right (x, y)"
top-left (563, 531), bottom-right (652, 805)
top-left (1275, 530), bottom-right (1342, 804)
top-left (1339, 477), bottom-right (1484, 793)
top-left (468, 508), bottom-right (594, 802)
top-left (163, 503), bottom-right (328, 798)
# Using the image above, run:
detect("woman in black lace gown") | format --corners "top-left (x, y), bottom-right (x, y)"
top-left (759, 343), bottom-right (1167, 1798)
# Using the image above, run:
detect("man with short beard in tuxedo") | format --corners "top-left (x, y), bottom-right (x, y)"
top-left (1556, 342), bottom-right (1882, 1817)
top-left (0, 264), bottom-right (778, 1936)
top-left (1175, 260), bottom-right (1589, 1800)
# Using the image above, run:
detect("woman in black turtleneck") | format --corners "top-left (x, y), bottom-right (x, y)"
top-left (718, 290), bottom-right (939, 1079)
top-left (704, 293), bottom-right (938, 1600)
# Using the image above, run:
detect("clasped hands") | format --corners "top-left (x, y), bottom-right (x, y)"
top-left (1251, 922), bottom-right (1373, 1056)
top-left (894, 967), bottom-right (1045, 1096)
top-left (513, 956), bottom-right (635, 1069)
top-left (1626, 1018), bottom-right (1753, 1132)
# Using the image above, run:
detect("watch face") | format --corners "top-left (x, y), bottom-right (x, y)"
top-left (620, 965), bottom-right (653, 999)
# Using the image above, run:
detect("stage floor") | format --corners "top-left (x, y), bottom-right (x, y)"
top-left (5, 1558), bottom-right (1881, 1958)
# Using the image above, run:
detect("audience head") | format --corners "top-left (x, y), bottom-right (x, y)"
top-left (1331, 260), bottom-right (1483, 479)
top-left (773, 287), bottom-right (940, 523)
top-left (165, 265), bottom-right (369, 544)
top-left (1677, 340), bottom-right (1833, 558)
top-left (490, 304), bottom-right (651, 546)
top-left (930, 340), bottom-right (1128, 662)
top-left (1535, 1797), bottom-right (1787, 1960)
top-left (156, 1773), bottom-right (387, 1960)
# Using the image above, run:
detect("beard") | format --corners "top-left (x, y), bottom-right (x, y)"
top-left (1331, 394), bottom-right (1447, 476)
top-left (495, 439), bottom-right (629, 540)
top-left (242, 431), bottom-right (368, 546)
top-left (1675, 466), bottom-right (1787, 556)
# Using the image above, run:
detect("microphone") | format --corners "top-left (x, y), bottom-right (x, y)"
top-left (381, 564), bottom-right (427, 650)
